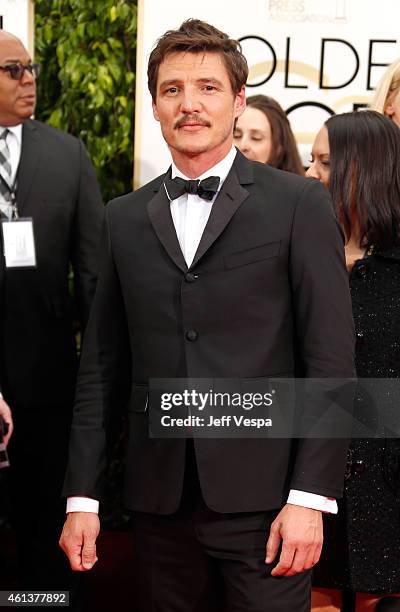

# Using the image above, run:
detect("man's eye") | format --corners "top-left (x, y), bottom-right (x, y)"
top-left (203, 85), bottom-right (216, 91)
top-left (166, 87), bottom-right (178, 94)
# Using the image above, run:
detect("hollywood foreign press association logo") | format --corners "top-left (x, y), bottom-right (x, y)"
top-left (268, 0), bottom-right (347, 23)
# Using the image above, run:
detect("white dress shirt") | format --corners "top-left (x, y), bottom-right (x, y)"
top-left (0, 124), bottom-right (22, 218)
top-left (67, 147), bottom-right (337, 515)
top-left (168, 146), bottom-right (236, 267)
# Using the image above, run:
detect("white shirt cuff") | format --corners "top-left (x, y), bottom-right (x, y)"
top-left (287, 489), bottom-right (338, 514)
top-left (66, 496), bottom-right (99, 514)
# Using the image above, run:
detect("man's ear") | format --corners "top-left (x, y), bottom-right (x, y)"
top-left (234, 85), bottom-right (246, 119)
top-left (152, 100), bottom-right (160, 122)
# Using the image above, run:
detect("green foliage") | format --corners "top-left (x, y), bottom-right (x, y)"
top-left (34, 0), bottom-right (137, 202)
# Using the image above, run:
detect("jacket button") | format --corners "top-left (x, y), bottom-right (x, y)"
top-left (185, 272), bottom-right (198, 283)
top-left (186, 329), bottom-right (198, 341)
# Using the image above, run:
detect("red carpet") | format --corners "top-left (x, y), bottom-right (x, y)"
top-left (0, 529), bottom-right (137, 611)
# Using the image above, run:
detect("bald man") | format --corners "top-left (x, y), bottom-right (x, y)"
top-left (0, 31), bottom-right (103, 605)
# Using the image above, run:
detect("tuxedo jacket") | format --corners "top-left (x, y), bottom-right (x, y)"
top-left (0, 119), bottom-right (103, 413)
top-left (63, 150), bottom-right (355, 514)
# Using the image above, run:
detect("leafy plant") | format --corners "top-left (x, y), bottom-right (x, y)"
top-left (35, 0), bottom-right (137, 202)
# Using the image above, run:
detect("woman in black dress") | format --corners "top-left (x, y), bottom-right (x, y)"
top-left (307, 110), bottom-right (400, 612)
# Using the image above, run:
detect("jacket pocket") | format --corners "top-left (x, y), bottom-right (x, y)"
top-left (224, 241), bottom-right (281, 270)
top-left (128, 384), bottom-right (148, 413)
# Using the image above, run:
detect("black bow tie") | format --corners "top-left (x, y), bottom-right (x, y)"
top-left (164, 175), bottom-right (220, 201)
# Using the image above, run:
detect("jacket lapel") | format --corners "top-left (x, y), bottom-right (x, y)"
top-left (147, 151), bottom-right (254, 272)
top-left (190, 150), bottom-right (253, 268)
top-left (147, 173), bottom-right (188, 273)
top-left (16, 120), bottom-right (41, 214)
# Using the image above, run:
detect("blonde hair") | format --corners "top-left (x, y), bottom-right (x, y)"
top-left (370, 57), bottom-right (400, 115)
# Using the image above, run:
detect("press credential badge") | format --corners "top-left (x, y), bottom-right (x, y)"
top-left (1, 218), bottom-right (37, 268)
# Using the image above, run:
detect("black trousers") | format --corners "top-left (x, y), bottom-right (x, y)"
top-left (7, 408), bottom-right (82, 611)
top-left (132, 441), bottom-right (311, 612)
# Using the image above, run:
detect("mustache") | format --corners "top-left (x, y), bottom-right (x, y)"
top-left (174, 115), bottom-right (211, 129)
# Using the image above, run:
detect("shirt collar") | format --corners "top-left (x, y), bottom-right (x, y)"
top-left (171, 147), bottom-right (237, 191)
top-left (0, 123), bottom-right (22, 146)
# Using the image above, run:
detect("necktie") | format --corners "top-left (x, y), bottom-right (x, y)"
top-left (164, 175), bottom-right (220, 202)
top-left (0, 128), bottom-right (12, 184)
top-left (0, 128), bottom-right (13, 218)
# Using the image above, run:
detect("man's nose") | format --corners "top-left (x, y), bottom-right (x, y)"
top-left (20, 67), bottom-right (36, 85)
top-left (180, 90), bottom-right (202, 113)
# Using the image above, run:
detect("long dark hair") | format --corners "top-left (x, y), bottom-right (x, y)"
top-left (325, 110), bottom-right (400, 249)
top-left (246, 95), bottom-right (304, 175)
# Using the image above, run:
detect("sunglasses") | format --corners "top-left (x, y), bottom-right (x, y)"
top-left (0, 63), bottom-right (40, 80)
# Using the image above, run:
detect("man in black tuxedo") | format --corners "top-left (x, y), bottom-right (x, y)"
top-left (0, 30), bottom-right (103, 600)
top-left (60, 19), bottom-right (355, 612)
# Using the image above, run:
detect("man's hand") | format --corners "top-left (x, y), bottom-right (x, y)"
top-left (0, 396), bottom-right (13, 446)
top-left (265, 503), bottom-right (323, 577)
top-left (59, 512), bottom-right (100, 571)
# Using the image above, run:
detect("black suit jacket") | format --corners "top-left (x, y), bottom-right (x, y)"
top-left (0, 119), bottom-right (103, 412)
top-left (63, 150), bottom-right (355, 514)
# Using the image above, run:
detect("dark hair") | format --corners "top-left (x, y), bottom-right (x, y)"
top-left (246, 95), bottom-right (304, 175)
top-left (325, 110), bottom-right (400, 249)
top-left (147, 19), bottom-right (248, 101)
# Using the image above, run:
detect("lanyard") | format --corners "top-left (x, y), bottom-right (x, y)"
top-left (0, 173), bottom-right (18, 219)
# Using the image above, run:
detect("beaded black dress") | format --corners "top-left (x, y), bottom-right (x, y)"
top-left (313, 247), bottom-right (400, 593)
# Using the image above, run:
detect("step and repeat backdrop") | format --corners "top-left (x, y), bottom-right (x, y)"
top-left (0, 0), bottom-right (33, 54)
top-left (1, 0), bottom-right (399, 187)
top-left (134, 0), bottom-right (400, 186)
